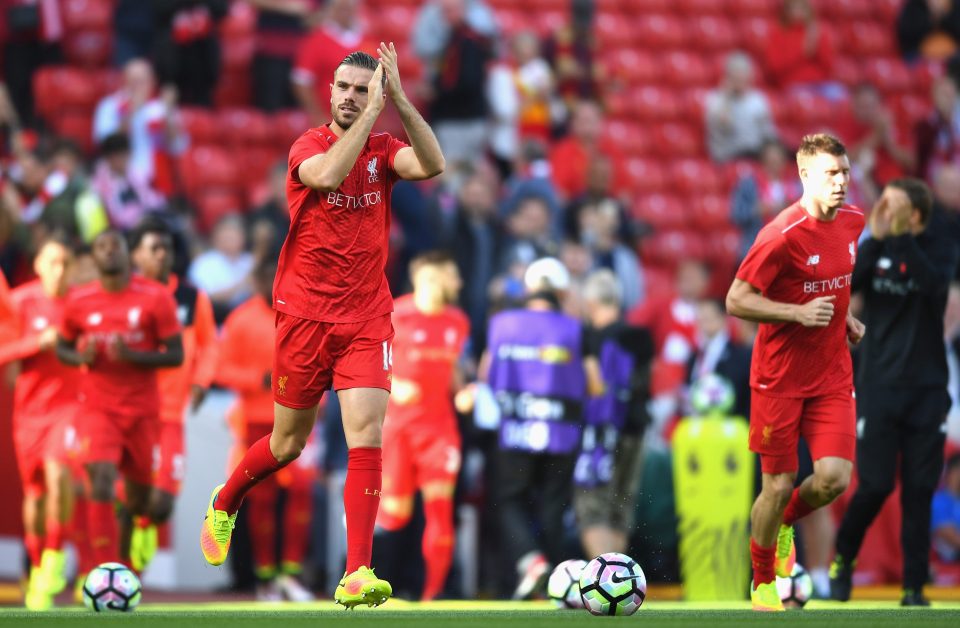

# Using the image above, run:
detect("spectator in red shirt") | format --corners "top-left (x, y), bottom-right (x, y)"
top-left (549, 99), bottom-right (627, 204)
top-left (838, 83), bottom-right (916, 189)
top-left (291, 0), bottom-right (376, 125)
top-left (762, 0), bottom-right (843, 99)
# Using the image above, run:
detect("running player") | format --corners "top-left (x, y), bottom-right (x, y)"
top-left (725, 133), bottom-right (866, 611)
top-left (56, 229), bottom-right (183, 567)
top-left (127, 218), bottom-right (216, 571)
top-left (377, 251), bottom-right (469, 601)
top-left (199, 43), bottom-right (444, 609)
top-left (0, 236), bottom-right (78, 609)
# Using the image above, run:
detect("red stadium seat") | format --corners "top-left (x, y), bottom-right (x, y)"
top-left (607, 49), bottom-right (662, 84)
top-left (689, 194), bottom-right (732, 230)
top-left (652, 123), bottom-right (702, 158)
top-left (62, 0), bottom-right (113, 30)
top-left (494, 8), bottom-right (532, 35)
top-left (214, 70), bottom-right (251, 109)
top-left (630, 86), bottom-right (683, 122)
top-left (625, 158), bottom-right (669, 194)
top-left (63, 28), bottom-right (112, 67)
top-left (604, 121), bottom-right (653, 156)
top-left (219, 108), bottom-right (274, 148)
top-left (272, 109), bottom-right (312, 150)
top-left (641, 265), bottom-right (674, 300)
top-left (737, 17), bottom-right (774, 57)
top-left (533, 10), bottom-right (566, 37)
top-left (661, 51), bottom-right (716, 87)
top-left (53, 112), bottom-right (95, 154)
top-left (827, 0), bottom-right (874, 19)
top-left (178, 107), bottom-right (221, 146)
top-left (193, 190), bottom-right (245, 233)
top-left (832, 57), bottom-right (864, 87)
top-left (845, 21), bottom-right (897, 58)
top-left (632, 194), bottom-right (690, 231)
top-left (705, 227), bottom-right (743, 268)
top-left (633, 14), bottom-right (688, 50)
top-left (675, 0), bottom-right (727, 14)
top-left (596, 12), bottom-right (634, 47)
top-left (689, 16), bottom-right (739, 52)
top-left (178, 146), bottom-right (239, 196)
top-left (729, 0), bottom-right (776, 17)
top-left (670, 159), bottom-right (724, 195)
top-left (864, 58), bottom-right (913, 95)
top-left (617, 0), bottom-right (673, 12)
top-left (221, 35), bottom-right (255, 72)
top-left (33, 67), bottom-right (99, 119)
top-left (641, 230), bottom-right (707, 266)
top-left (896, 94), bottom-right (932, 128)
top-left (241, 148), bottom-right (286, 202)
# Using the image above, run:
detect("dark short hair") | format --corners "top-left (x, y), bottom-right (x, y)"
top-left (99, 132), bottom-right (131, 156)
top-left (797, 133), bottom-right (847, 161)
top-left (409, 250), bottom-right (456, 276)
top-left (888, 177), bottom-right (934, 225)
top-left (336, 51), bottom-right (383, 84)
top-left (128, 216), bottom-right (172, 250)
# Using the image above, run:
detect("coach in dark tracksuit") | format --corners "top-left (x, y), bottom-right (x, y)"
top-left (830, 178), bottom-right (960, 606)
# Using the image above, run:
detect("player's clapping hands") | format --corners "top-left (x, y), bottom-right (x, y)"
top-left (366, 63), bottom-right (386, 114)
top-left (795, 295), bottom-right (835, 327)
top-left (377, 42), bottom-right (404, 102)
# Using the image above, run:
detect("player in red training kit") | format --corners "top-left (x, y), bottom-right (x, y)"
top-left (726, 134), bottom-right (867, 611)
top-left (126, 218), bottom-right (217, 572)
top-left (56, 230), bottom-right (183, 569)
top-left (378, 252), bottom-right (469, 601)
top-left (0, 237), bottom-right (78, 609)
top-left (199, 43), bottom-right (445, 609)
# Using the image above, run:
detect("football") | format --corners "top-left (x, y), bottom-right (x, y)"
top-left (547, 559), bottom-right (588, 609)
top-left (578, 552), bottom-right (647, 616)
top-left (776, 563), bottom-right (814, 609)
top-left (689, 373), bottom-right (736, 416)
top-left (82, 562), bottom-right (142, 612)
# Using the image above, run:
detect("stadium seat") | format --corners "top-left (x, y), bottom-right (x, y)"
top-left (670, 159), bottom-right (724, 195)
top-left (661, 51), bottom-right (716, 87)
top-left (607, 49), bottom-right (662, 84)
top-left (641, 265), bottom-right (674, 301)
top-left (633, 14), bottom-right (688, 50)
top-left (689, 194), bottom-right (732, 230)
top-left (630, 86), bottom-right (683, 121)
top-left (864, 58), bottom-right (913, 95)
top-left (651, 123), bottom-right (702, 158)
top-left (219, 108), bottom-right (274, 148)
top-left (214, 70), bottom-right (252, 109)
top-left (533, 10), bottom-right (567, 37)
top-left (705, 226), bottom-right (742, 268)
top-left (896, 94), bottom-right (931, 128)
top-left (729, 0), bottom-right (777, 16)
top-left (604, 121), bottom-right (653, 156)
top-left (631, 194), bottom-right (690, 231)
top-left (737, 17), bottom-right (774, 57)
top-left (62, 0), bottom-right (113, 30)
top-left (845, 21), bottom-right (897, 58)
top-left (828, 0), bottom-right (875, 19)
top-left (220, 0), bottom-right (257, 37)
top-left (640, 229), bottom-right (707, 266)
top-left (241, 148), bottom-right (285, 200)
top-left (617, 0), bottom-right (673, 13)
top-left (832, 57), bottom-right (864, 87)
top-left (33, 67), bottom-right (99, 119)
top-left (494, 8), bottom-right (531, 35)
top-left (63, 28), bottom-right (113, 67)
top-left (194, 190), bottom-right (245, 233)
top-left (625, 158), bottom-right (669, 194)
top-left (52, 112), bottom-right (95, 154)
top-left (688, 16), bottom-right (739, 52)
top-left (596, 12), bottom-right (634, 47)
top-left (675, 0), bottom-right (727, 17)
top-left (221, 35), bottom-right (255, 72)
top-left (178, 107), bottom-right (221, 146)
top-left (272, 109), bottom-right (312, 150)
top-left (178, 146), bottom-right (239, 196)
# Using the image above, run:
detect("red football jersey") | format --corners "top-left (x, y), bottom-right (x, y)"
top-left (736, 202), bottom-right (865, 398)
top-left (387, 295), bottom-right (469, 426)
top-left (60, 275), bottom-right (181, 417)
top-left (0, 280), bottom-right (79, 425)
top-left (275, 124), bottom-right (409, 323)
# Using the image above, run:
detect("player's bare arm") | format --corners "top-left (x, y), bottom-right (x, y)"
top-left (111, 333), bottom-right (185, 368)
top-left (298, 65), bottom-right (386, 192)
top-left (726, 278), bottom-right (835, 327)
top-left (845, 312), bottom-right (865, 345)
top-left (378, 41), bottom-right (445, 181)
top-left (55, 334), bottom-right (95, 367)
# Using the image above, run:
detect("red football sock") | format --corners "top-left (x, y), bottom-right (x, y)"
top-left (421, 498), bottom-right (455, 601)
top-left (44, 518), bottom-right (64, 551)
top-left (282, 481), bottom-right (312, 567)
top-left (88, 500), bottom-right (119, 565)
top-left (751, 538), bottom-right (776, 587)
top-left (782, 487), bottom-right (816, 525)
top-left (215, 435), bottom-right (288, 514)
top-left (72, 494), bottom-right (95, 574)
top-left (25, 532), bottom-right (42, 568)
top-left (344, 447), bottom-right (381, 573)
top-left (246, 481), bottom-right (278, 573)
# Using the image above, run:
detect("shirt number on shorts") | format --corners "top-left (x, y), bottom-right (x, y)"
top-left (382, 341), bottom-right (393, 371)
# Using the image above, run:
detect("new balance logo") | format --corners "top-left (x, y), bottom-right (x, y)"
top-left (806, 255), bottom-right (820, 266)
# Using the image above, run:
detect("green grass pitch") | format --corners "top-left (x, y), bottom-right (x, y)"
top-left (2, 600), bottom-right (960, 628)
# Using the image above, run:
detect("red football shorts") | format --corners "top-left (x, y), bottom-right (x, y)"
top-left (749, 388), bottom-right (856, 474)
top-left (152, 421), bottom-right (185, 495)
top-left (77, 409), bottom-right (160, 486)
top-left (273, 311), bottom-right (394, 409)
top-left (13, 414), bottom-right (74, 498)
top-left (381, 418), bottom-right (461, 510)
